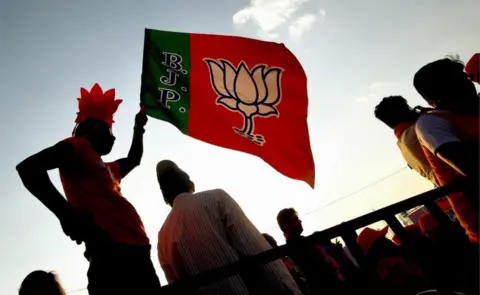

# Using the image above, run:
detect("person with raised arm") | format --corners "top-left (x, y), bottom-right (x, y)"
top-left (16, 84), bottom-right (162, 294)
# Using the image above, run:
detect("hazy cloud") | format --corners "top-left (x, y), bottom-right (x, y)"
top-left (233, 0), bottom-right (311, 39)
top-left (288, 14), bottom-right (318, 39)
top-left (354, 82), bottom-right (398, 104)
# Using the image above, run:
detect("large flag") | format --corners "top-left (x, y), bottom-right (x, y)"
top-left (140, 28), bottom-right (315, 188)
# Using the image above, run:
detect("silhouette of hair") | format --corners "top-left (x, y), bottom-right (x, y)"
top-left (445, 53), bottom-right (464, 65)
top-left (19, 270), bottom-right (66, 295)
top-left (413, 58), bottom-right (465, 99)
top-left (262, 233), bottom-right (279, 248)
top-left (374, 96), bottom-right (417, 129)
top-left (156, 161), bottom-right (191, 206)
top-left (277, 208), bottom-right (298, 229)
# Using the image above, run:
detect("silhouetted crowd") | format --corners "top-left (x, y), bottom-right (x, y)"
top-left (16, 54), bottom-right (479, 295)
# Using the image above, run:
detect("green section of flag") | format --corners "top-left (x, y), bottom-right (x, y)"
top-left (140, 29), bottom-right (191, 133)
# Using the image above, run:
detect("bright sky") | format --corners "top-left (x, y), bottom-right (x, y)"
top-left (1, 0), bottom-right (479, 294)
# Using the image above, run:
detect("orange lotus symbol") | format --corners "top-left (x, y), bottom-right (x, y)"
top-left (205, 59), bottom-right (283, 145)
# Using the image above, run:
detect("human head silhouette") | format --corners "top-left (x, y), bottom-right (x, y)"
top-left (19, 270), bottom-right (66, 295)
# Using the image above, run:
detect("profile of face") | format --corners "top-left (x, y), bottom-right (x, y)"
top-left (281, 212), bottom-right (304, 237)
top-left (90, 121), bottom-right (116, 156)
top-left (174, 169), bottom-right (195, 193)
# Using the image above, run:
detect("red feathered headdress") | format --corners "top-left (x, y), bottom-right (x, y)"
top-left (465, 53), bottom-right (480, 84)
top-left (75, 83), bottom-right (123, 127)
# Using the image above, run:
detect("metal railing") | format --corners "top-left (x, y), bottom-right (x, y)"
top-left (160, 181), bottom-right (470, 294)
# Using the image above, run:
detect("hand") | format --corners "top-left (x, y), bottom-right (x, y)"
top-left (59, 207), bottom-right (96, 245)
top-left (134, 107), bottom-right (148, 129)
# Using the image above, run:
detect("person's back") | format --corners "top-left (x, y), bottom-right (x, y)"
top-left (159, 189), bottom-right (300, 294)
top-left (397, 124), bottom-right (437, 185)
top-left (414, 58), bottom-right (480, 243)
top-left (374, 96), bottom-right (438, 186)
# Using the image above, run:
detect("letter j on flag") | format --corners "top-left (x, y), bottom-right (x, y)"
top-left (140, 28), bottom-right (315, 188)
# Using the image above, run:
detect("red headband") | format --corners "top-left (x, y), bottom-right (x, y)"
top-left (75, 83), bottom-right (123, 127)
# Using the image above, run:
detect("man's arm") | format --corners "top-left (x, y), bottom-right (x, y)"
top-left (435, 142), bottom-right (479, 179)
top-left (16, 141), bottom-right (75, 220)
top-left (415, 114), bottom-right (479, 178)
top-left (116, 110), bottom-right (147, 178)
top-left (158, 236), bottom-right (187, 283)
top-left (116, 127), bottom-right (144, 178)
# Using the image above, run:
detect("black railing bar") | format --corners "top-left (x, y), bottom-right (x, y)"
top-left (160, 181), bottom-right (465, 292)
top-left (161, 240), bottom-right (292, 292)
top-left (308, 180), bottom-right (464, 241)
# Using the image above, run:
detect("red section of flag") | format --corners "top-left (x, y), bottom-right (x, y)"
top-left (465, 53), bottom-right (480, 84)
top-left (188, 34), bottom-right (315, 187)
top-left (437, 199), bottom-right (451, 211)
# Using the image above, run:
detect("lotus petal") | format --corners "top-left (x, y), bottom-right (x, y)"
top-left (104, 89), bottom-right (115, 100)
top-left (251, 65), bottom-right (267, 103)
top-left (90, 83), bottom-right (103, 96)
top-left (220, 60), bottom-right (237, 98)
top-left (205, 59), bottom-right (230, 97)
top-left (233, 62), bottom-right (258, 104)
top-left (258, 105), bottom-right (279, 117)
top-left (217, 97), bottom-right (238, 111)
top-left (80, 88), bottom-right (89, 99)
top-left (263, 68), bottom-right (282, 104)
top-left (111, 99), bottom-right (123, 114)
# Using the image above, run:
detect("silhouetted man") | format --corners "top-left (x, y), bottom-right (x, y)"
top-left (414, 57), bottom-right (479, 243)
top-left (277, 208), bottom-right (345, 294)
top-left (374, 96), bottom-right (437, 186)
top-left (157, 160), bottom-right (301, 295)
top-left (16, 84), bottom-right (161, 294)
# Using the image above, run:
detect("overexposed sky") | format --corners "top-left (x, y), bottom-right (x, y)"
top-left (1, 0), bottom-right (479, 294)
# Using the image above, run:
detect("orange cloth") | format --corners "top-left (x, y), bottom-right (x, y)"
top-left (392, 224), bottom-right (422, 245)
top-left (60, 136), bottom-right (149, 246)
top-left (419, 213), bottom-right (440, 234)
top-left (394, 122), bottom-right (439, 185)
top-left (393, 122), bottom-right (413, 139)
top-left (314, 245), bottom-right (345, 282)
top-left (420, 112), bottom-right (479, 243)
top-left (376, 257), bottom-right (424, 286)
top-left (357, 226), bottom-right (388, 254)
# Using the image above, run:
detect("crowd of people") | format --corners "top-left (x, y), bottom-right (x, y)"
top-left (15, 54), bottom-right (479, 295)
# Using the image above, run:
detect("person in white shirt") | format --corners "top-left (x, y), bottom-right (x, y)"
top-left (413, 57), bottom-right (479, 181)
top-left (413, 57), bottom-right (479, 243)
top-left (374, 96), bottom-right (438, 186)
top-left (156, 160), bottom-right (301, 295)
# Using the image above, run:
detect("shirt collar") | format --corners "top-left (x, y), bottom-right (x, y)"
top-left (172, 192), bottom-right (190, 206)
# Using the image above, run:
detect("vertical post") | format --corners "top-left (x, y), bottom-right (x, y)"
top-left (341, 230), bottom-right (364, 268)
top-left (424, 201), bottom-right (451, 227)
top-left (385, 215), bottom-right (407, 243)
